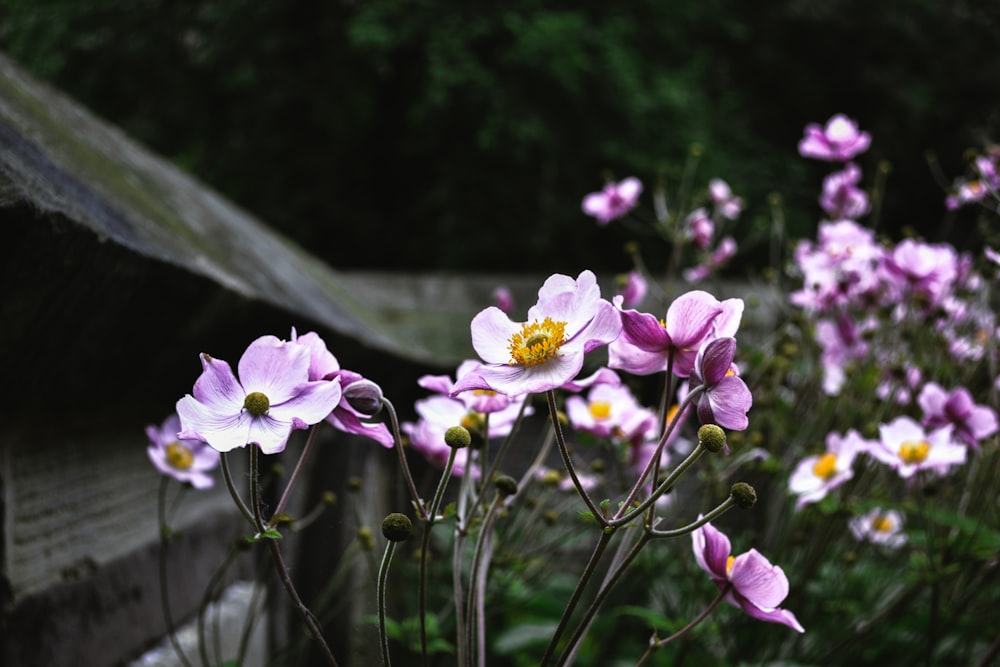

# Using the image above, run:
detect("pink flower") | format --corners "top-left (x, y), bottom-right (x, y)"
top-left (565, 382), bottom-right (650, 440)
top-left (917, 382), bottom-right (998, 448)
top-left (708, 178), bottom-right (744, 220)
top-left (849, 508), bottom-right (907, 548)
top-left (609, 290), bottom-right (744, 378)
top-left (692, 521), bottom-right (804, 632)
top-left (685, 208), bottom-right (715, 249)
top-left (146, 414), bottom-right (219, 489)
top-left (452, 270), bottom-right (622, 396)
top-left (880, 239), bottom-right (959, 306)
top-left (867, 416), bottom-right (966, 479)
top-left (789, 220), bottom-right (884, 312)
top-left (689, 337), bottom-right (752, 431)
top-left (615, 270), bottom-right (648, 308)
top-left (788, 429), bottom-right (871, 510)
top-left (492, 285), bottom-right (515, 314)
top-left (582, 177), bottom-right (643, 225)
top-left (798, 114), bottom-right (871, 162)
top-left (819, 163), bottom-right (870, 219)
top-left (683, 236), bottom-right (737, 283)
top-left (291, 330), bottom-right (394, 449)
top-left (176, 335), bottom-right (343, 455)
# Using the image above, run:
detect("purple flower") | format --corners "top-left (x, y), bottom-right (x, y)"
top-left (708, 178), bottom-right (744, 220)
top-left (798, 113), bottom-right (871, 162)
top-left (290, 330), bottom-right (394, 449)
top-left (565, 381), bottom-right (649, 440)
top-left (146, 414), bottom-right (219, 489)
top-left (176, 335), bottom-right (343, 455)
top-left (868, 416), bottom-right (966, 479)
top-left (849, 508), bottom-right (907, 549)
top-left (492, 285), bottom-right (515, 315)
top-left (819, 163), bottom-right (870, 219)
top-left (685, 208), bottom-right (715, 249)
top-left (609, 290), bottom-right (744, 378)
top-left (615, 270), bottom-right (648, 308)
top-left (683, 236), bottom-right (737, 283)
top-left (690, 337), bottom-right (752, 431)
top-left (917, 382), bottom-right (998, 448)
top-left (692, 521), bottom-right (805, 632)
top-left (880, 239), bottom-right (959, 306)
top-left (452, 270), bottom-right (622, 396)
top-left (788, 429), bottom-right (871, 510)
top-left (582, 177), bottom-right (643, 225)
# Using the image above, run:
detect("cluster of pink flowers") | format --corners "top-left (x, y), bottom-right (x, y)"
top-left (945, 146), bottom-right (999, 211)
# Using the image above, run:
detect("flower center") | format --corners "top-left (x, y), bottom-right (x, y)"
top-left (725, 554), bottom-right (735, 575)
top-left (460, 412), bottom-right (486, 432)
top-left (589, 401), bottom-right (612, 420)
top-left (898, 439), bottom-right (930, 464)
top-left (244, 391), bottom-right (271, 417)
top-left (165, 442), bottom-right (194, 470)
top-left (812, 452), bottom-right (838, 479)
top-left (872, 514), bottom-right (894, 533)
top-left (508, 317), bottom-right (567, 368)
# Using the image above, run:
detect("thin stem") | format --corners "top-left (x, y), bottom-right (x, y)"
top-left (378, 540), bottom-right (399, 667)
top-left (539, 528), bottom-right (615, 667)
top-left (610, 443), bottom-right (707, 528)
top-left (649, 496), bottom-right (736, 538)
top-left (157, 477), bottom-right (195, 667)
top-left (221, 451), bottom-right (257, 528)
top-left (383, 397), bottom-right (427, 518)
top-left (547, 389), bottom-right (604, 524)
top-left (475, 398), bottom-right (530, 506)
top-left (198, 544), bottom-right (240, 667)
top-left (269, 424), bottom-right (321, 528)
top-left (466, 493), bottom-right (503, 666)
top-left (635, 584), bottom-right (731, 666)
top-left (250, 446), bottom-right (266, 533)
top-left (419, 447), bottom-right (457, 665)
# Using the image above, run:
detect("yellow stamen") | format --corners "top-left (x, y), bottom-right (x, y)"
top-left (166, 442), bottom-right (194, 470)
top-left (899, 440), bottom-right (930, 464)
top-left (589, 401), bottom-right (612, 420)
top-left (460, 412), bottom-right (486, 432)
top-left (726, 554), bottom-right (735, 575)
top-left (665, 404), bottom-right (680, 427)
top-left (508, 317), bottom-right (567, 367)
top-left (812, 452), bottom-right (838, 479)
top-left (872, 515), bottom-right (893, 533)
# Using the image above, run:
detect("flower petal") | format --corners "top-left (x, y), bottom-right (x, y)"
top-left (728, 549), bottom-right (789, 609)
top-left (237, 336), bottom-right (312, 404)
top-left (192, 353), bottom-right (245, 411)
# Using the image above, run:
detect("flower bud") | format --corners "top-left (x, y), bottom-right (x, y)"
top-left (444, 425), bottom-right (472, 449)
top-left (730, 482), bottom-right (757, 509)
top-left (698, 424), bottom-right (727, 453)
top-left (357, 526), bottom-right (374, 550)
top-left (494, 474), bottom-right (518, 498)
top-left (343, 379), bottom-right (384, 416)
top-left (381, 512), bottom-right (414, 542)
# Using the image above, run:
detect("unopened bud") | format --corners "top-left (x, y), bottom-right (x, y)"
top-left (494, 474), bottom-right (518, 498)
top-left (357, 526), bottom-right (374, 550)
top-left (321, 491), bottom-right (337, 506)
top-left (730, 482), bottom-right (757, 509)
top-left (381, 513), bottom-right (414, 542)
top-left (698, 424), bottom-right (727, 453)
top-left (445, 425), bottom-right (472, 449)
top-left (343, 379), bottom-right (384, 416)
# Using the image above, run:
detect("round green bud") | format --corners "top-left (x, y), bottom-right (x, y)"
top-left (321, 491), bottom-right (337, 506)
top-left (444, 425), bottom-right (472, 449)
top-left (698, 424), bottom-right (727, 453)
top-left (730, 482), bottom-right (757, 509)
top-left (381, 513), bottom-right (414, 542)
top-left (348, 477), bottom-right (363, 492)
top-left (494, 474), bottom-right (518, 498)
top-left (357, 526), bottom-right (374, 550)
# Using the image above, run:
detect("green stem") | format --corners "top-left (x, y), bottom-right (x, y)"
top-left (157, 477), bottom-right (195, 667)
top-left (610, 443), bottom-right (707, 528)
top-left (635, 584), bottom-right (731, 666)
top-left (378, 540), bottom-right (398, 667)
top-left (269, 424), bottom-right (321, 528)
top-left (221, 451), bottom-right (257, 528)
top-left (419, 446), bottom-right (457, 665)
top-left (466, 493), bottom-right (503, 666)
top-left (539, 528), bottom-right (615, 666)
top-left (383, 397), bottom-right (428, 519)
top-left (547, 389), bottom-right (604, 524)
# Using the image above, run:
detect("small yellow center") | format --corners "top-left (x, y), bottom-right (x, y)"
top-left (473, 389), bottom-right (498, 397)
top-left (508, 317), bottom-right (567, 367)
top-left (165, 442), bottom-right (194, 470)
top-left (665, 404), bottom-right (680, 427)
top-left (589, 401), bottom-right (612, 420)
top-left (899, 440), bottom-right (930, 464)
top-left (460, 412), bottom-right (486, 432)
top-left (725, 554), bottom-right (735, 575)
top-left (812, 452), bottom-right (838, 479)
top-left (872, 515), bottom-right (894, 533)
top-left (244, 391), bottom-right (271, 417)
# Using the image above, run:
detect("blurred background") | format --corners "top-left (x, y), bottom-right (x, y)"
top-left (1, 0), bottom-right (997, 276)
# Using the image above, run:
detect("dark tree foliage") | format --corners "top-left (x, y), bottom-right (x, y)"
top-left (1, 0), bottom-right (997, 273)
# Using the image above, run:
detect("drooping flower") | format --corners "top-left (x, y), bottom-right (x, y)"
top-left (689, 337), bottom-right (752, 431)
top-left (819, 163), bottom-right (870, 219)
top-left (691, 520), bottom-right (805, 632)
top-left (610, 290), bottom-right (744, 378)
top-left (582, 177), bottom-right (643, 225)
top-left (451, 270), bottom-right (622, 396)
top-left (290, 330), bottom-right (394, 449)
top-left (176, 335), bottom-right (343, 455)
top-left (867, 416), bottom-right (966, 479)
top-left (788, 429), bottom-right (871, 510)
top-left (917, 382), bottom-right (998, 448)
top-left (798, 113), bottom-right (871, 162)
top-left (849, 508), bottom-right (907, 548)
top-left (146, 414), bottom-right (219, 489)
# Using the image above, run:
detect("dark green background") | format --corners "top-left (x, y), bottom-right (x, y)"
top-left (2, 0), bottom-right (997, 274)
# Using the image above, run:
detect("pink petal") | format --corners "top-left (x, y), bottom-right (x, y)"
top-left (728, 549), bottom-right (789, 609)
top-left (192, 354), bottom-right (245, 411)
